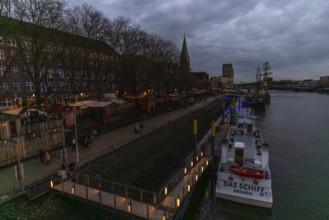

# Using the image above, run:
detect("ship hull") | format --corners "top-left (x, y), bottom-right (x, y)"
top-left (216, 191), bottom-right (272, 208)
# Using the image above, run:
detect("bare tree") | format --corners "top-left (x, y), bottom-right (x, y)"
top-left (9, 0), bottom-right (66, 109)
top-left (11, 0), bottom-right (65, 29)
top-left (0, 0), bottom-right (11, 16)
top-left (62, 4), bottom-right (117, 101)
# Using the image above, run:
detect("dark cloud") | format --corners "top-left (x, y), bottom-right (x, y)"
top-left (68, 0), bottom-right (329, 82)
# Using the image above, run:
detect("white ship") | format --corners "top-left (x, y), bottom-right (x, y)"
top-left (216, 109), bottom-right (273, 208)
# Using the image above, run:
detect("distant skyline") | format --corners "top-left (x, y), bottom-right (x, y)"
top-left (68, 0), bottom-right (329, 83)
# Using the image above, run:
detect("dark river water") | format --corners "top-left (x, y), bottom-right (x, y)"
top-left (184, 91), bottom-right (329, 220)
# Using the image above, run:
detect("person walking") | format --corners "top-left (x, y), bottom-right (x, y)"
top-left (72, 137), bottom-right (76, 150)
top-left (140, 123), bottom-right (143, 132)
top-left (39, 148), bottom-right (45, 163)
top-left (44, 151), bottom-right (51, 164)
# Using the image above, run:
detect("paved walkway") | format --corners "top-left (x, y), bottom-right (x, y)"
top-left (0, 97), bottom-right (216, 204)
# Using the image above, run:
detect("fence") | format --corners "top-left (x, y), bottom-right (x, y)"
top-left (71, 173), bottom-right (157, 205)
top-left (0, 119), bottom-right (65, 167)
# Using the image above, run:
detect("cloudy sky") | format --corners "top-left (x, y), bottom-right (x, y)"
top-left (68, 0), bottom-right (329, 83)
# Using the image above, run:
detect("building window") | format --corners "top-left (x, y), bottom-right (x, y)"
top-left (26, 82), bottom-right (35, 91)
top-left (74, 72), bottom-right (80, 79)
top-left (25, 54), bottom-right (31, 62)
top-left (10, 67), bottom-right (18, 77)
top-left (82, 82), bottom-right (87, 90)
top-left (58, 82), bottom-right (65, 91)
top-left (10, 51), bottom-right (16, 59)
top-left (8, 39), bottom-right (16, 47)
top-left (13, 82), bottom-right (20, 92)
top-left (0, 66), bottom-right (6, 76)
top-left (40, 82), bottom-right (46, 92)
top-left (1, 83), bottom-right (8, 92)
top-left (65, 83), bottom-right (70, 91)
top-left (48, 69), bottom-right (54, 78)
top-left (47, 82), bottom-right (55, 91)
top-left (56, 69), bottom-right (64, 78)
top-left (47, 55), bottom-right (52, 62)
top-left (22, 41), bottom-right (28, 48)
top-left (1, 99), bottom-right (13, 106)
top-left (1, 98), bottom-right (13, 106)
top-left (0, 50), bottom-right (4, 60)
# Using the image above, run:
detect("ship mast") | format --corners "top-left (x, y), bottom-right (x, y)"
top-left (261, 61), bottom-right (272, 93)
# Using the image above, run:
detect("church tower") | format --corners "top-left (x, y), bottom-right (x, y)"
top-left (180, 34), bottom-right (190, 74)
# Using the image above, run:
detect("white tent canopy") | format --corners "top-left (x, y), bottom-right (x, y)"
top-left (2, 107), bottom-right (24, 116)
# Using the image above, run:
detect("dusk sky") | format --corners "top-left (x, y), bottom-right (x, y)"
top-left (68, 0), bottom-right (329, 83)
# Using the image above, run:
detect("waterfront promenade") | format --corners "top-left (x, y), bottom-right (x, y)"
top-left (0, 97), bottom-right (217, 205)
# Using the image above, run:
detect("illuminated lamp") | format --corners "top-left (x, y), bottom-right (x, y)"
top-left (176, 195), bottom-right (180, 207)
top-left (187, 182), bottom-right (191, 192)
top-left (50, 180), bottom-right (54, 188)
top-left (184, 167), bottom-right (187, 175)
top-left (128, 201), bottom-right (132, 213)
top-left (191, 161), bottom-right (194, 167)
top-left (195, 174), bottom-right (198, 181)
top-left (71, 184), bottom-right (75, 194)
top-left (164, 186), bottom-right (168, 195)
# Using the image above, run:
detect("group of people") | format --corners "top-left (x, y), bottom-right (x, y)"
top-left (39, 149), bottom-right (51, 164)
top-left (58, 161), bottom-right (76, 180)
top-left (73, 133), bottom-right (94, 150)
top-left (134, 122), bottom-right (143, 133)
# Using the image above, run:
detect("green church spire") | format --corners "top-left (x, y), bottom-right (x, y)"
top-left (180, 34), bottom-right (190, 64)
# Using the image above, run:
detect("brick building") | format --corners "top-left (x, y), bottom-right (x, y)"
top-left (0, 16), bottom-right (118, 111)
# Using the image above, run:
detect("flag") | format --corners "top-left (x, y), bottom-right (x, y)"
top-left (65, 109), bottom-right (75, 128)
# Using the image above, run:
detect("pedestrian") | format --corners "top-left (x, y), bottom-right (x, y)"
top-left (72, 137), bottom-right (76, 150)
top-left (69, 162), bottom-right (75, 171)
top-left (39, 148), bottom-right (45, 163)
top-left (140, 123), bottom-right (143, 132)
top-left (134, 123), bottom-right (139, 133)
top-left (59, 163), bottom-right (67, 180)
top-left (84, 135), bottom-right (89, 150)
top-left (44, 150), bottom-right (51, 164)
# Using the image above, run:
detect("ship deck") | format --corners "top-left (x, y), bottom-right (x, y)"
top-left (220, 116), bottom-right (271, 180)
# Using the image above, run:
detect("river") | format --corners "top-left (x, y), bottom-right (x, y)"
top-left (184, 91), bottom-right (329, 220)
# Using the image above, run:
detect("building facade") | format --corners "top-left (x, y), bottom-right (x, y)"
top-left (0, 16), bottom-right (118, 111)
top-left (222, 64), bottom-right (234, 88)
